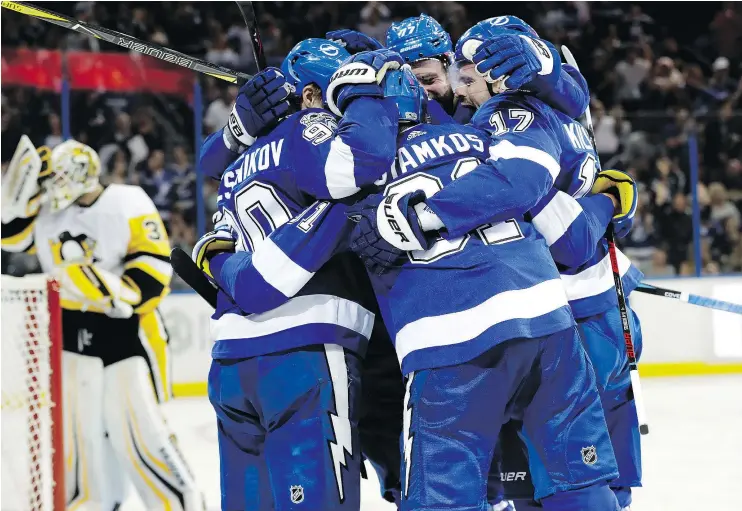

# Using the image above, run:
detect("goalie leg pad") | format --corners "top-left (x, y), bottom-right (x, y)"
top-left (62, 351), bottom-right (109, 508)
top-left (103, 356), bottom-right (204, 511)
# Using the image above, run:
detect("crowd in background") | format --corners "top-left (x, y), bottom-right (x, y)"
top-left (2, 1), bottom-right (741, 282)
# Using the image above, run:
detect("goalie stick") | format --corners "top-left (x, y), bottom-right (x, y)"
top-left (0, 1), bottom-right (252, 85)
top-left (635, 284), bottom-right (742, 315)
top-left (562, 46), bottom-right (649, 436)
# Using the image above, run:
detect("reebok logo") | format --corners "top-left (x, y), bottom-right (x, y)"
top-left (407, 130), bottom-right (425, 141)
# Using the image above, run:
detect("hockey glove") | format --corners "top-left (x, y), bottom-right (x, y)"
top-left (347, 190), bottom-right (436, 273)
top-left (191, 227), bottom-right (236, 281)
top-left (591, 169), bottom-right (637, 238)
top-left (225, 67), bottom-right (293, 151)
top-left (54, 264), bottom-right (140, 319)
top-left (326, 49), bottom-right (403, 116)
top-left (326, 29), bottom-right (384, 54)
top-left (471, 34), bottom-right (559, 93)
top-left (1, 137), bottom-right (52, 222)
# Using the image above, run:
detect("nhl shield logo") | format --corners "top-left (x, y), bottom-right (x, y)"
top-left (581, 445), bottom-right (597, 465)
top-left (290, 485), bottom-right (304, 504)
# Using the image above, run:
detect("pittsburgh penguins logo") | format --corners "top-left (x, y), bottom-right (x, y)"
top-left (49, 232), bottom-right (99, 265)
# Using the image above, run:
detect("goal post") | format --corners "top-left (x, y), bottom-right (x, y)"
top-left (1, 275), bottom-right (64, 510)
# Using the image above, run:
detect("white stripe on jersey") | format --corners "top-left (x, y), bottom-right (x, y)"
top-left (394, 279), bottom-right (569, 364)
top-left (532, 191), bottom-right (583, 246)
top-left (560, 250), bottom-right (632, 302)
top-left (324, 138), bottom-right (360, 199)
top-left (211, 294), bottom-right (374, 341)
top-left (488, 139), bottom-right (561, 181)
top-left (252, 237), bottom-right (314, 297)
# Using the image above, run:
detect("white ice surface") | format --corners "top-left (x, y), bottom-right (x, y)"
top-left (121, 375), bottom-right (742, 511)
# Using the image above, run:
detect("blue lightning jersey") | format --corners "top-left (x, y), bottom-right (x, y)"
top-left (423, 92), bottom-right (642, 319)
top-left (371, 123), bottom-right (574, 374)
top-left (207, 99), bottom-right (398, 360)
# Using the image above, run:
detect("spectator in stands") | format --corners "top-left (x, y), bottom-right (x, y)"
top-left (614, 45), bottom-right (652, 106)
top-left (708, 182), bottom-right (741, 225)
top-left (658, 192), bottom-right (694, 273)
top-left (44, 113), bottom-right (63, 148)
top-left (168, 145), bottom-right (196, 214)
top-left (139, 150), bottom-right (173, 221)
top-left (646, 248), bottom-right (675, 277)
top-left (594, 100), bottom-right (630, 162)
top-left (708, 57), bottom-right (737, 102)
top-left (357, 2), bottom-right (392, 42)
top-left (206, 33), bottom-right (241, 69)
top-left (204, 84), bottom-right (238, 134)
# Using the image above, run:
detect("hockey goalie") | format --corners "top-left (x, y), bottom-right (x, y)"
top-left (1, 136), bottom-right (204, 510)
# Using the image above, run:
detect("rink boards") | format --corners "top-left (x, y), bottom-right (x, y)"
top-left (160, 276), bottom-right (742, 397)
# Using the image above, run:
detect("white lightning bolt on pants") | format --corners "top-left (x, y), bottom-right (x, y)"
top-left (209, 344), bottom-right (363, 510)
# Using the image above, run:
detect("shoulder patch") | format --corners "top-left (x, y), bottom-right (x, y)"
top-left (299, 111), bottom-right (339, 146)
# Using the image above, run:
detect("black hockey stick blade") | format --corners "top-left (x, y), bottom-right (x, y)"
top-left (1, 1), bottom-right (252, 85)
top-left (235, 1), bottom-right (266, 70)
top-left (170, 247), bottom-right (218, 308)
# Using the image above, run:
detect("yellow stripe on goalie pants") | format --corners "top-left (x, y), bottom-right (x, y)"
top-left (140, 310), bottom-right (172, 403)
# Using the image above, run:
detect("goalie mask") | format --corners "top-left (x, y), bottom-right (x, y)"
top-left (43, 140), bottom-right (101, 213)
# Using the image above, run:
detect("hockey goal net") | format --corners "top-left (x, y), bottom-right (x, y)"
top-left (1, 275), bottom-right (64, 510)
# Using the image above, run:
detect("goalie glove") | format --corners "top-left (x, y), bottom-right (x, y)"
top-left (591, 169), bottom-right (637, 238)
top-left (54, 264), bottom-right (140, 319)
top-left (1, 136), bottom-right (51, 222)
top-left (191, 227), bottom-right (236, 282)
top-left (326, 49), bottom-right (403, 116)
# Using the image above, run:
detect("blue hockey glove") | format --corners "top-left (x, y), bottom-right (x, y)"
top-left (591, 170), bottom-right (637, 238)
top-left (225, 67), bottom-right (293, 150)
top-left (472, 34), bottom-right (560, 93)
top-left (326, 29), bottom-right (384, 54)
top-left (347, 190), bottom-right (436, 275)
top-left (326, 49), bottom-right (403, 116)
top-left (191, 227), bottom-right (236, 281)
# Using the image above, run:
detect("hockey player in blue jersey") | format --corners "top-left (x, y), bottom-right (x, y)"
top-left (445, 18), bottom-right (644, 511)
top-left (344, 67), bottom-right (621, 511)
top-left (191, 39), bottom-right (402, 510)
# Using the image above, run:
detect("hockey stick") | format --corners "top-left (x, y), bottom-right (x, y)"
top-left (635, 283), bottom-right (742, 315)
top-left (562, 45), bottom-right (649, 435)
top-left (0, 1), bottom-right (252, 85)
top-left (235, 1), bottom-right (267, 70)
top-left (170, 248), bottom-right (218, 308)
